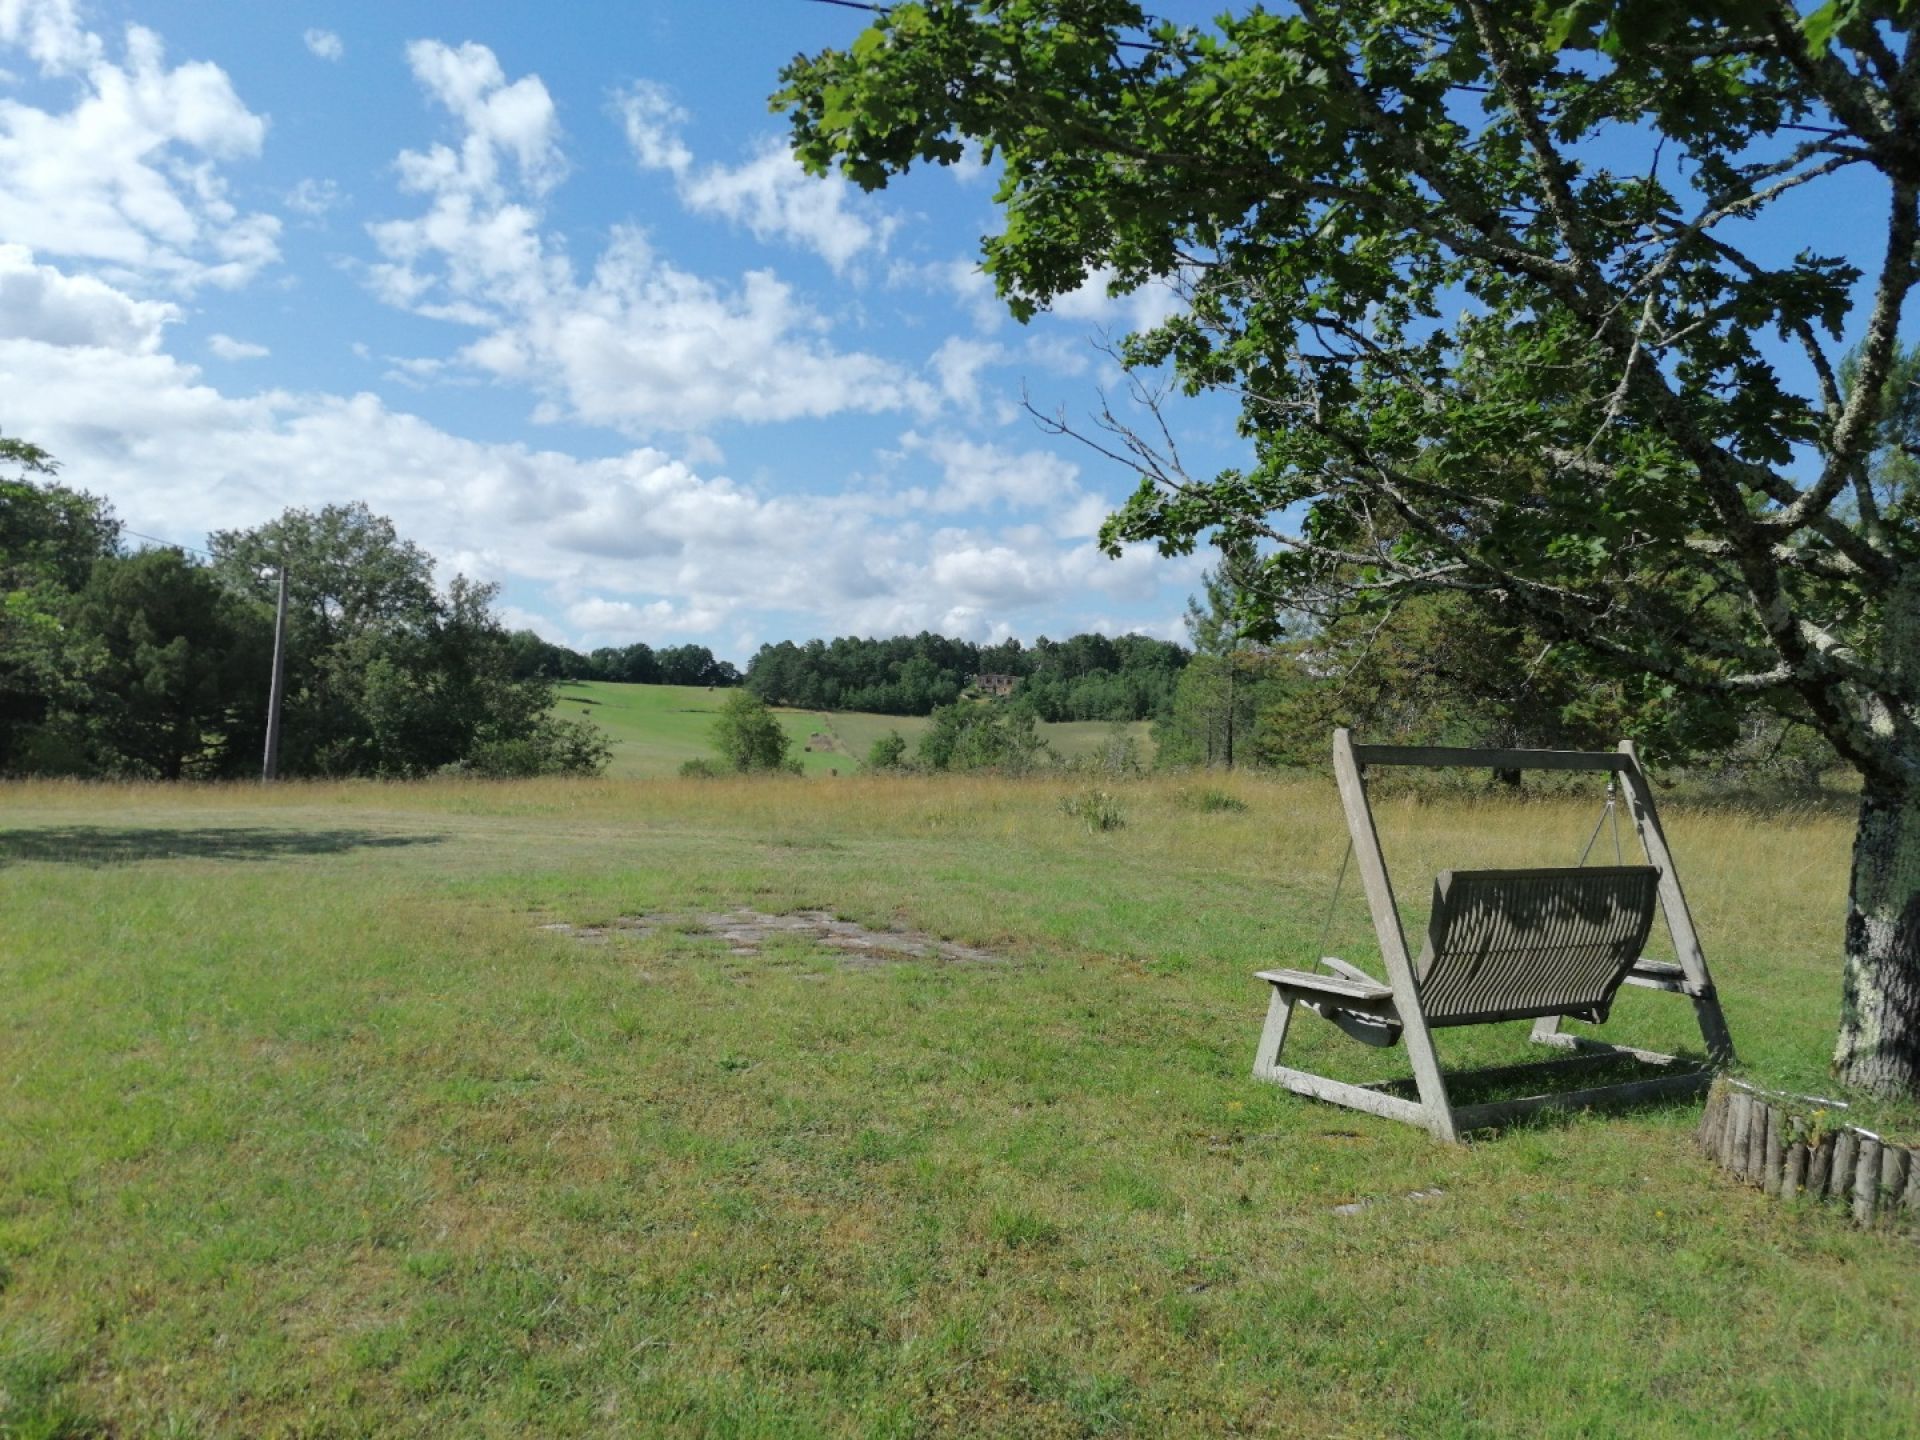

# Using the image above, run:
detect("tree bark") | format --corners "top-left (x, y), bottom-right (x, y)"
top-left (1835, 783), bottom-right (1920, 1095)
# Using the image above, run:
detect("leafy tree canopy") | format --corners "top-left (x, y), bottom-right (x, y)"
top-left (0, 445), bottom-right (119, 769)
top-left (710, 689), bottom-right (799, 773)
top-left (65, 548), bottom-right (267, 779)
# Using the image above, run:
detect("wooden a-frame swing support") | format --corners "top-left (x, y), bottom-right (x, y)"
top-left (1252, 730), bottom-right (1736, 1142)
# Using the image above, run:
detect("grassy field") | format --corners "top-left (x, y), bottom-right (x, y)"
top-left (560, 682), bottom-right (1153, 777)
top-left (2, 771), bottom-right (1913, 1437)
top-left (559, 683), bottom-right (848, 778)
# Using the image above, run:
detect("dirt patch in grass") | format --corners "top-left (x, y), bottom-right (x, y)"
top-left (538, 908), bottom-right (1004, 968)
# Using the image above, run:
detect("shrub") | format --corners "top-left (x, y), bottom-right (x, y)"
top-left (710, 690), bottom-right (793, 773)
top-left (918, 700), bottom-right (1051, 774)
top-left (866, 730), bottom-right (908, 770)
top-left (1071, 723), bottom-right (1143, 778)
top-left (463, 716), bottom-right (612, 778)
top-left (678, 758), bottom-right (721, 779)
top-left (1060, 788), bottom-right (1126, 832)
top-left (1177, 786), bottom-right (1247, 814)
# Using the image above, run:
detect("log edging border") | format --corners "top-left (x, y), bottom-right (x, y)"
top-left (1698, 1078), bottom-right (1919, 1228)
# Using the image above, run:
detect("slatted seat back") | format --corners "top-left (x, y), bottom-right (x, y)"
top-left (1414, 866), bottom-right (1660, 1026)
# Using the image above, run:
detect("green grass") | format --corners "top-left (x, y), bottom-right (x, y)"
top-left (559, 681), bottom-right (828, 777)
top-left (1, 771), bottom-right (1913, 1437)
top-left (560, 682), bottom-right (1153, 777)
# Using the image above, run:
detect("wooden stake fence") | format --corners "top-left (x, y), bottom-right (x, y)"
top-left (1697, 1078), bottom-right (1920, 1228)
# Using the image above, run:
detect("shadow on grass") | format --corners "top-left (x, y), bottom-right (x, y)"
top-left (0, 826), bottom-right (446, 868)
top-left (1361, 1049), bottom-right (1712, 1135)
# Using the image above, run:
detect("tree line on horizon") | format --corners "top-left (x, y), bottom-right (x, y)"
top-left (744, 630), bottom-right (1190, 721)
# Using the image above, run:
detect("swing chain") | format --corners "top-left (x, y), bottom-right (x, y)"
top-left (1576, 778), bottom-right (1624, 867)
top-left (1312, 837), bottom-right (1354, 972)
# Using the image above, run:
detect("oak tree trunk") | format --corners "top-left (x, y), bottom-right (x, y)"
top-left (1836, 782), bottom-right (1920, 1095)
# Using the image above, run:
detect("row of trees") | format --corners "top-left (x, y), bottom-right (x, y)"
top-left (0, 453), bottom-right (606, 779)
top-left (503, 633), bottom-right (740, 688)
top-left (1153, 575), bottom-right (1841, 782)
top-left (743, 630), bottom-right (1189, 719)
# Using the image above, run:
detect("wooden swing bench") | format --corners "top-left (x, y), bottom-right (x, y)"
top-left (1253, 730), bottom-right (1734, 1142)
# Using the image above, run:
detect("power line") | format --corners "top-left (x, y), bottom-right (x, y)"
top-left (122, 527), bottom-right (213, 560)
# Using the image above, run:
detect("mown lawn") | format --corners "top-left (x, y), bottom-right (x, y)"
top-left (1, 772), bottom-right (1911, 1437)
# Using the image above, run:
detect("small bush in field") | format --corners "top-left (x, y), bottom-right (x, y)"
top-left (1178, 786), bottom-right (1248, 814)
top-left (710, 690), bottom-right (795, 773)
top-left (866, 730), bottom-right (908, 770)
top-left (1060, 788), bottom-right (1126, 832)
top-left (678, 758), bottom-right (721, 779)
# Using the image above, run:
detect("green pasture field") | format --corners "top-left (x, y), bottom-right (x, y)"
top-left (558, 681), bottom-right (1153, 776)
top-left (2, 771), bottom-right (1913, 1437)
top-left (558, 683), bottom-right (844, 778)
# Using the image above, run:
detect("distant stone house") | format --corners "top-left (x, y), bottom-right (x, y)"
top-left (973, 672), bottom-right (1018, 698)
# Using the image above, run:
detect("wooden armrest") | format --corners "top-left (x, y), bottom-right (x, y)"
top-left (1255, 968), bottom-right (1394, 1003)
top-left (1320, 956), bottom-right (1385, 987)
top-left (1622, 958), bottom-right (1705, 996)
top-left (1627, 959), bottom-right (1685, 980)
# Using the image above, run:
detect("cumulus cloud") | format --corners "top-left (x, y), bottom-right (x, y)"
top-left (401, 39), bottom-right (566, 196)
top-left (616, 81), bottom-right (894, 274)
top-left (927, 335), bottom-right (1009, 415)
top-left (0, 306), bottom-right (1177, 649)
top-left (207, 331), bottom-right (266, 359)
top-left (284, 176), bottom-right (341, 216)
top-left (302, 27), bottom-right (342, 62)
top-left (0, 241), bottom-right (177, 350)
top-left (897, 255), bottom-right (1184, 340)
top-left (1048, 265), bottom-right (1186, 333)
top-left (894, 430), bottom-right (1083, 515)
top-left (0, 6), bottom-right (279, 289)
top-left (365, 43), bottom-right (931, 435)
top-left (613, 81), bottom-right (690, 173)
top-left (0, 0), bottom-right (98, 74)
top-left (889, 256), bottom-right (1004, 333)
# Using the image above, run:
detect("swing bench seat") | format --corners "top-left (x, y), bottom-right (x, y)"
top-left (1252, 733), bottom-right (1734, 1141)
top-left (1259, 864), bottom-right (1661, 1050)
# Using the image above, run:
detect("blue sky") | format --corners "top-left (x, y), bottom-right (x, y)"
top-left (0, 0), bottom-right (1234, 661)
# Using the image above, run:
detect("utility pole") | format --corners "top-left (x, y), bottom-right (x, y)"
top-left (1224, 650), bottom-right (1236, 770)
top-left (262, 563), bottom-right (288, 782)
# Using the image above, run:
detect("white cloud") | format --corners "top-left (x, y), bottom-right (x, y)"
top-left (0, 0), bottom-right (98, 74)
top-left (0, 308), bottom-right (1170, 649)
top-left (890, 256), bottom-right (1004, 333)
top-left (927, 335), bottom-right (1008, 414)
top-left (0, 13), bottom-right (279, 290)
top-left (207, 331), bottom-right (266, 359)
top-left (895, 430), bottom-right (1081, 515)
top-left (285, 177), bottom-right (341, 216)
top-left (401, 39), bottom-right (566, 197)
top-left (366, 44), bottom-right (932, 435)
top-left (0, 241), bottom-right (176, 350)
top-left (302, 28), bottom-right (342, 62)
top-left (613, 80), bottom-right (690, 174)
top-left (565, 596), bottom-right (724, 638)
top-left (678, 139), bottom-right (895, 275)
top-left (1048, 266), bottom-right (1185, 333)
top-left (616, 82), bottom-right (894, 274)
